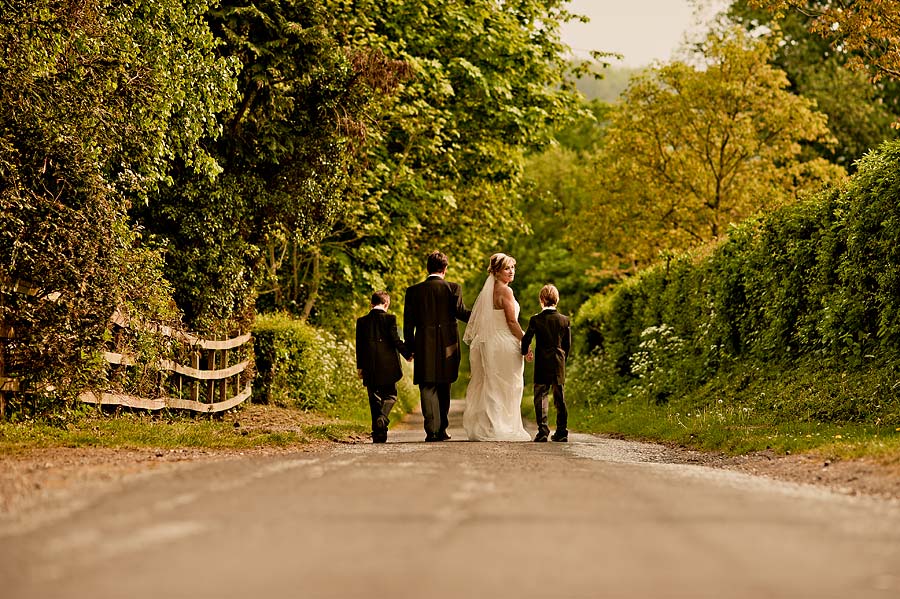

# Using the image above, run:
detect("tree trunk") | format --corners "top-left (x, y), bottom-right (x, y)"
top-left (269, 243), bottom-right (282, 308)
top-left (301, 249), bottom-right (320, 321)
top-left (291, 239), bottom-right (299, 303)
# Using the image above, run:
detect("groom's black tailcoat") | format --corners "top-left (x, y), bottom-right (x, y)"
top-left (403, 276), bottom-right (471, 384)
top-left (521, 308), bottom-right (571, 385)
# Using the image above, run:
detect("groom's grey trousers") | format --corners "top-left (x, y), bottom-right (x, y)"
top-left (419, 383), bottom-right (451, 437)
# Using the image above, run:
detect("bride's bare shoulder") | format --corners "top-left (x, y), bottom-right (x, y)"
top-left (493, 284), bottom-right (514, 305)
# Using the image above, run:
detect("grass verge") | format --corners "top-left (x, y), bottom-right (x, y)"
top-left (0, 377), bottom-right (420, 455)
top-left (568, 400), bottom-right (900, 464)
top-left (0, 403), bottom-right (370, 455)
top-left (564, 351), bottom-right (900, 465)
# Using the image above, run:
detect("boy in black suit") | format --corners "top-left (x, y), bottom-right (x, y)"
top-left (521, 284), bottom-right (572, 442)
top-left (356, 291), bottom-right (412, 443)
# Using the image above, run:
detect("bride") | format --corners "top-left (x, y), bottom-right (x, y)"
top-left (462, 253), bottom-right (531, 441)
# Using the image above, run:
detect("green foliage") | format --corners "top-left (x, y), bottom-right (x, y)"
top-left (252, 312), bottom-right (417, 426)
top-left (0, 0), bottom-right (235, 197)
top-left (728, 1), bottom-right (899, 170)
top-left (252, 313), bottom-right (365, 411)
top-left (569, 26), bottom-right (846, 275)
top-left (1, 0), bottom-right (225, 409)
top-left (135, 0), bottom-right (397, 332)
top-left (551, 99), bottom-right (612, 154)
top-left (267, 0), bottom-right (589, 329)
top-left (574, 139), bottom-right (900, 429)
top-left (838, 142), bottom-right (900, 349)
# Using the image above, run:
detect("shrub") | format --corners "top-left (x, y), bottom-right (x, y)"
top-left (575, 139), bottom-right (900, 425)
top-left (252, 313), bottom-right (365, 411)
top-left (0, 0), bottom-right (231, 416)
top-left (0, 184), bottom-right (181, 415)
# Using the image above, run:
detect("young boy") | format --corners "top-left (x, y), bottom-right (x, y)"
top-left (356, 291), bottom-right (412, 443)
top-left (521, 284), bottom-right (572, 442)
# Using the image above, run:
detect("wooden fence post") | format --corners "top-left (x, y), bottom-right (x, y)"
top-left (6, 279), bottom-right (253, 416)
top-left (190, 351), bottom-right (200, 403)
top-left (206, 348), bottom-right (216, 405)
top-left (220, 348), bottom-right (229, 404)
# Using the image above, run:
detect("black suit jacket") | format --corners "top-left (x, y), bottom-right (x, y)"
top-left (355, 309), bottom-right (410, 388)
top-left (403, 276), bottom-right (471, 384)
top-left (521, 308), bottom-right (571, 385)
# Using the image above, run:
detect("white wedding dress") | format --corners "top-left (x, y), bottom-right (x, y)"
top-left (462, 277), bottom-right (531, 442)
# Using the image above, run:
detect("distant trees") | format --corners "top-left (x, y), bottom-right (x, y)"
top-left (729, 1), bottom-right (899, 169)
top-left (508, 100), bottom-right (612, 314)
top-left (566, 27), bottom-right (846, 276)
top-left (749, 0), bottom-right (900, 83)
top-left (573, 67), bottom-right (640, 104)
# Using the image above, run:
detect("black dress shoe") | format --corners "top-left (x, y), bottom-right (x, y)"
top-left (375, 415), bottom-right (389, 432)
top-left (425, 435), bottom-right (440, 442)
top-left (437, 431), bottom-right (451, 441)
top-left (551, 433), bottom-right (568, 442)
top-left (533, 434), bottom-right (548, 442)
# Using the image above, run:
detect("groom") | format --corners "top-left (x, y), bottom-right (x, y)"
top-left (404, 251), bottom-right (471, 442)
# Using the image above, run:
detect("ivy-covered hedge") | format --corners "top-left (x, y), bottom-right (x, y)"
top-left (0, 0), bottom-right (228, 416)
top-left (575, 140), bottom-right (900, 424)
top-left (252, 313), bottom-right (365, 412)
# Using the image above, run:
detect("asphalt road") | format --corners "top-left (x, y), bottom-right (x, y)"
top-left (3, 400), bottom-right (900, 599)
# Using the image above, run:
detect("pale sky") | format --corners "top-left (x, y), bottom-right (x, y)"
top-left (560, 0), bottom-right (727, 67)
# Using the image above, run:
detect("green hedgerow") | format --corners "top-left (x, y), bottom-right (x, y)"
top-left (253, 313), bottom-right (365, 411)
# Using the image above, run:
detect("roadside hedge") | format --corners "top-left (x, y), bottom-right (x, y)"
top-left (574, 140), bottom-right (900, 425)
top-left (252, 313), bottom-right (364, 411)
top-left (0, 1), bottom-right (225, 416)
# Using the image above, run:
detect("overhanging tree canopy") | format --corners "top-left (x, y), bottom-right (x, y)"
top-left (260, 0), bottom-right (588, 327)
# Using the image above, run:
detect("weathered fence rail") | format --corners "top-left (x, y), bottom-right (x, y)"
top-left (0, 279), bottom-right (253, 417)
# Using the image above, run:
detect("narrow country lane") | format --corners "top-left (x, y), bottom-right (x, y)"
top-left (2, 401), bottom-right (899, 599)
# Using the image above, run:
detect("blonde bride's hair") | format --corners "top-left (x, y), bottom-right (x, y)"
top-left (488, 253), bottom-right (516, 276)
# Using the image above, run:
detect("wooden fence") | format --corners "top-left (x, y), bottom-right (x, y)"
top-left (0, 320), bottom-right (16, 420)
top-left (0, 280), bottom-right (252, 418)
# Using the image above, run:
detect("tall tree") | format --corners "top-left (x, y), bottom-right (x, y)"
top-left (134, 0), bottom-right (407, 331)
top-left (749, 0), bottom-right (900, 83)
top-left (728, 1), bottom-right (899, 169)
top-left (261, 0), bottom-right (587, 328)
top-left (569, 26), bottom-right (846, 275)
